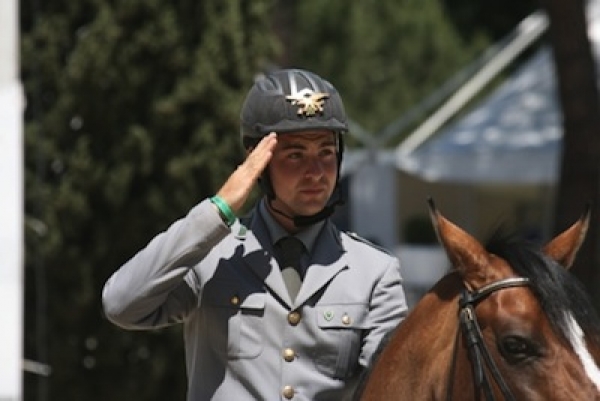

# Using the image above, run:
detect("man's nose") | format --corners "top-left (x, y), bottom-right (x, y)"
top-left (304, 157), bottom-right (324, 176)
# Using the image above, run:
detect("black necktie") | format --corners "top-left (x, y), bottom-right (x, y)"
top-left (277, 237), bottom-right (304, 301)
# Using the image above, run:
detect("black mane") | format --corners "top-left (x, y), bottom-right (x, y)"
top-left (486, 232), bottom-right (600, 342)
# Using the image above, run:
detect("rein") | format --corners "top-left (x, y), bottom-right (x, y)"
top-left (446, 277), bottom-right (530, 401)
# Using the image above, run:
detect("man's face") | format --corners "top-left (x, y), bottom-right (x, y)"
top-left (268, 130), bottom-right (338, 224)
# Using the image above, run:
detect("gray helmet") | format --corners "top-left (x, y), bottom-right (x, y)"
top-left (240, 69), bottom-right (348, 148)
top-left (240, 69), bottom-right (348, 227)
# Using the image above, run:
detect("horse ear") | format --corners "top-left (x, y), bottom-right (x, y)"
top-left (542, 205), bottom-right (591, 269)
top-left (428, 198), bottom-right (490, 286)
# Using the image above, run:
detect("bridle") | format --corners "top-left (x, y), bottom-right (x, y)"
top-left (446, 277), bottom-right (530, 401)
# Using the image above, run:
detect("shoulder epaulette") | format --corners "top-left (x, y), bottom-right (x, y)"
top-left (345, 231), bottom-right (393, 255)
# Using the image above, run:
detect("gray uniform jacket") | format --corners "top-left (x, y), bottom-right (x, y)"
top-left (102, 199), bottom-right (408, 401)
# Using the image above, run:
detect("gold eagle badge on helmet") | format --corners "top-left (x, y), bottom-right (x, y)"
top-left (286, 88), bottom-right (330, 117)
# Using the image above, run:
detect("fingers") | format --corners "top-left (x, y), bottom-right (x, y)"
top-left (244, 132), bottom-right (277, 177)
top-left (216, 133), bottom-right (277, 213)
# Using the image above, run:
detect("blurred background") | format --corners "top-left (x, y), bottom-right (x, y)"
top-left (3, 0), bottom-right (600, 400)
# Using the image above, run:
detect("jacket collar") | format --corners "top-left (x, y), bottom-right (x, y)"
top-left (239, 206), bottom-right (348, 308)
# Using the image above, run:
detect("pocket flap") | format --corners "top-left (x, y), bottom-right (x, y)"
top-left (239, 292), bottom-right (266, 309)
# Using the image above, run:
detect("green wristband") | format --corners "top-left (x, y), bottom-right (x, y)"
top-left (210, 195), bottom-right (236, 226)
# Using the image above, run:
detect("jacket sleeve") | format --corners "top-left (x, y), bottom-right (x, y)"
top-left (102, 199), bottom-right (230, 329)
top-left (360, 257), bottom-right (408, 368)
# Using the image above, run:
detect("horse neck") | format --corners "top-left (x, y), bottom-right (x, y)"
top-left (393, 275), bottom-right (465, 398)
top-left (400, 272), bottom-right (463, 347)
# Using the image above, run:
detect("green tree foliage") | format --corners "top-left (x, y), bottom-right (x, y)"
top-left (279, 0), bottom-right (490, 139)
top-left (442, 0), bottom-right (538, 40)
top-left (21, 1), bottom-right (278, 400)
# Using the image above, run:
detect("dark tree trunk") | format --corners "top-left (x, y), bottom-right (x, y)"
top-left (540, 0), bottom-right (600, 308)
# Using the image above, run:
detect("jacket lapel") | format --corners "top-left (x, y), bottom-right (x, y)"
top-left (238, 211), bottom-right (349, 308)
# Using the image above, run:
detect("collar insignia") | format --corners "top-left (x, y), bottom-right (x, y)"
top-left (286, 88), bottom-right (330, 117)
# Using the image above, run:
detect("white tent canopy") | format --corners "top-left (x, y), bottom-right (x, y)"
top-left (396, 1), bottom-right (600, 185)
top-left (397, 46), bottom-right (562, 184)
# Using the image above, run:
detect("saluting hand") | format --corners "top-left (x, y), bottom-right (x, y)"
top-left (215, 132), bottom-right (277, 214)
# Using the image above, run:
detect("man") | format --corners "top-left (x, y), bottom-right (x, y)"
top-left (102, 68), bottom-right (408, 400)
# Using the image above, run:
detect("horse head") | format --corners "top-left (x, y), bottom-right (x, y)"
top-left (358, 200), bottom-right (600, 401)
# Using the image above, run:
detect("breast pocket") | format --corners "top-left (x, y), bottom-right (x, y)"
top-left (203, 280), bottom-right (266, 359)
top-left (311, 304), bottom-right (369, 379)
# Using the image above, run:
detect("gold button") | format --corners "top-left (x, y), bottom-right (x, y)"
top-left (341, 314), bottom-right (351, 325)
top-left (282, 385), bottom-right (295, 399)
top-left (230, 295), bottom-right (240, 306)
top-left (288, 311), bottom-right (301, 326)
top-left (283, 348), bottom-right (295, 362)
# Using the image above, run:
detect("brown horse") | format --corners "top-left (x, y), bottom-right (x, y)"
top-left (357, 200), bottom-right (600, 400)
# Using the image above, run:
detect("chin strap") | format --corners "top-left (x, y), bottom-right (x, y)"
top-left (267, 188), bottom-right (345, 227)
top-left (294, 196), bottom-right (344, 227)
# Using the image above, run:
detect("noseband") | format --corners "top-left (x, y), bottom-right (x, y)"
top-left (446, 277), bottom-right (530, 401)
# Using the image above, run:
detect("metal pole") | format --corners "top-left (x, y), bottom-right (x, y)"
top-left (397, 11), bottom-right (549, 158)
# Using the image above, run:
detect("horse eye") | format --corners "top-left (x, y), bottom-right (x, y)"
top-left (499, 336), bottom-right (540, 364)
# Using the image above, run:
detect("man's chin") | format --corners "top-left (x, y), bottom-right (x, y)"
top-left (296, 204), bottom-right (328, 217)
